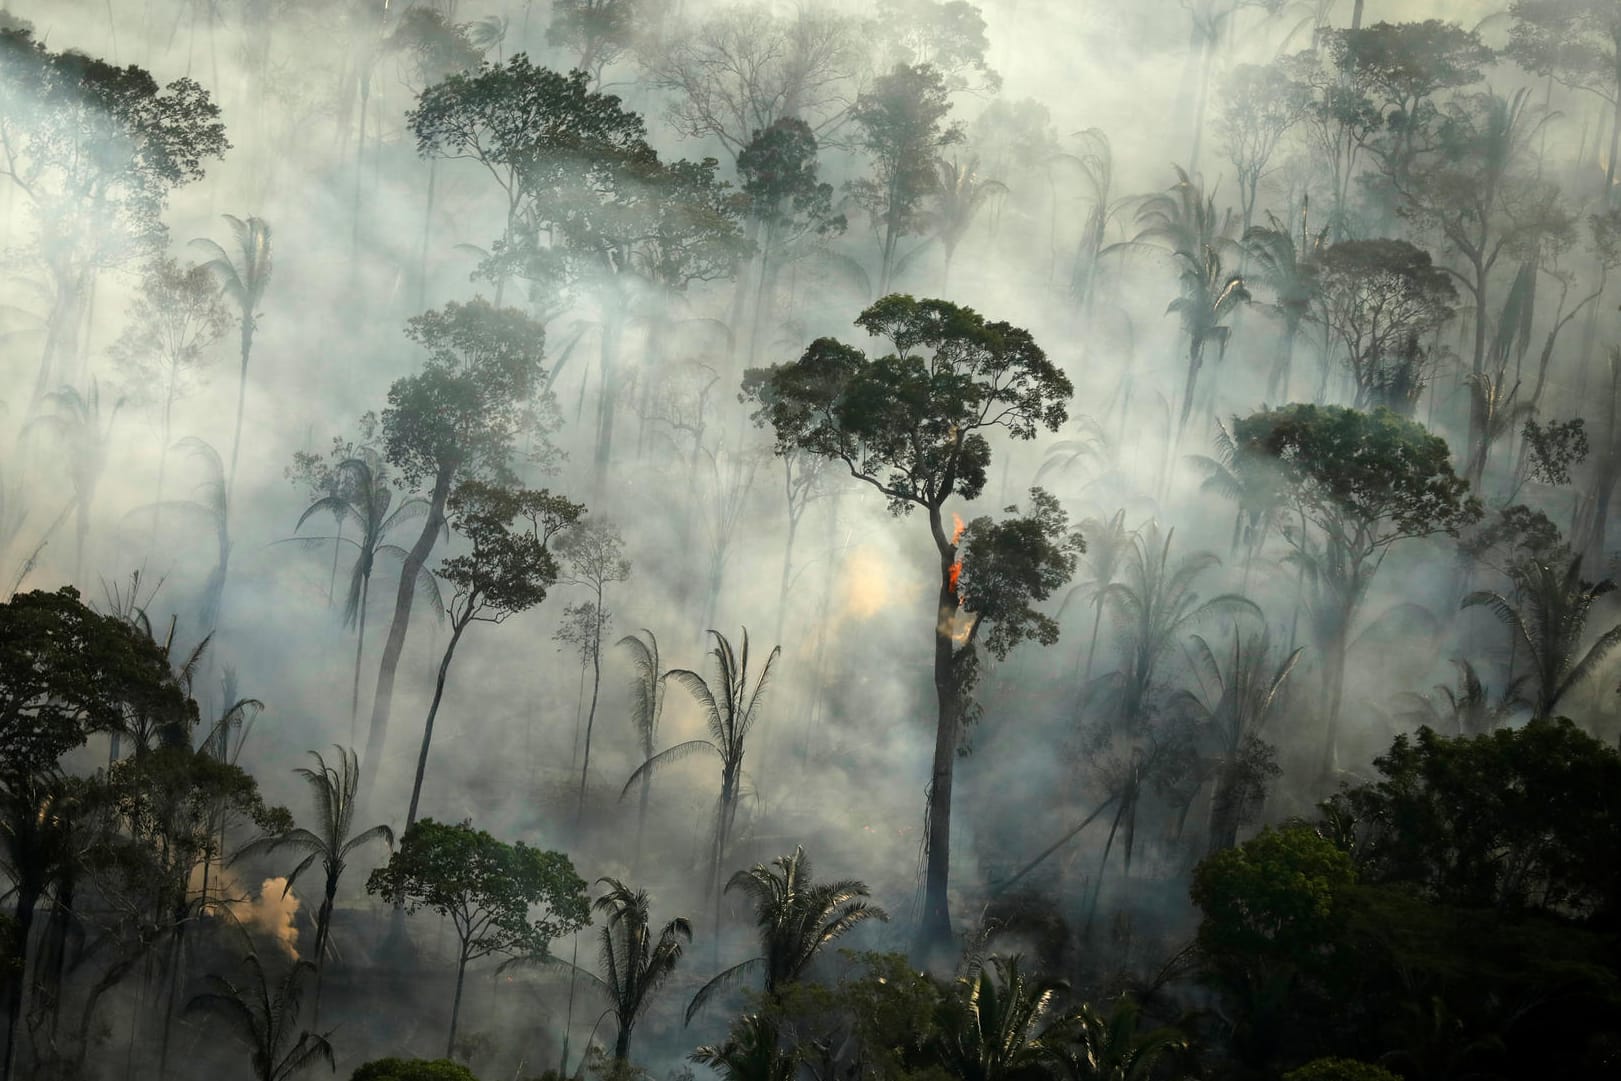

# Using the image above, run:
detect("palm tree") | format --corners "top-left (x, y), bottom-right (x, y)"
top-left (685, 846), bottom-right (888, 1024)
top-left (286, 454), bottom-right (434, 738)
top-left (1064, 129), bottom-right (1132, 321)
top-left (1045, 995), bottom-right (1187, 1081)
top-left (928, 157), bottom-right (1007, 289)
top-left (1188, 419), bottom-right (1284, 589)
top-left (690, 1014), bottom-right (801, 1081)
top-left (623, 629), bottom-right (781, 911)
top-left (617, 630), bottom-right (668, 869)
top-left (932, 955), bottom-right (1069, 1081)
top-left (550, 878), bottom-right (692, 1063)
top-left (1463, 556), bottom-right (1621, 720)
top-left (183, 951), bottom-right (334, 1081)
top-left (191, 214), bottom-right (273, 505)
top-left (1242, 210), bottom-right (1324, 402)
top-left (1173, 631), bottom-right (1302, 853)
top-left (25, 380), bottom-right (123, 585)
top-left (1057, 510), bottom-right (1138, 684)
top-left (1395, 659), bottom-right (1527, 737)
top-left (1114, 167), bottom-right (1245, 434)
top-left (134, 437), bottom-right (232, 633)
top-left (234, 747), bottom-right (393, 1005)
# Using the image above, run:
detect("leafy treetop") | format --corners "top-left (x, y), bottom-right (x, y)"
top-left (743, 294), bottom-right (1072, 517)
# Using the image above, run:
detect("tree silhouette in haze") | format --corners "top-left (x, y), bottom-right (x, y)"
top-left (744, 294), bottom-right (1079, 953)
top-left (360, 299), bottom-right (552, 796)
top-left (235, 746), bottom-right (393, 1011)
top-left (404, 481), bottom-right (582, 832)
top-left (191, 214), bottom-right (273, 505)
top-left (686, 846), bottom-right (887, 1024)
top-left (624, 628), bottom-right (780, 920)
top-left (183, 949), bottom-right (333, 1081)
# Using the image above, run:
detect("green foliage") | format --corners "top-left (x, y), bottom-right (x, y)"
top-left (1282, 1059), bottom-right (1400, 1081)
top-left (440, 480), bottom-right (583, 621)
top-left (744, 295), bottom-right (1070, 515)
top-left (958, 489), bottom-right (1083, 660)
top-left (0, 586), bottom-right (192, 778)
top-left (1522, 416), bottom-right (1588, 486)
top-left (1507, 1), bottom-right (1621, 105)
top-left (1324, 719), bottom-right (1621, 919)
top-left (930, 955), bottom-right (1066, 1081)
top-left (351, 1059), bottom-right (480, 1081)
top-left (383, 300), bottom-right (553, 489)
top-left (1191, 826), bottom-right (1357, 981)
top-left (1235, 404), bottom-right (1479, 555)
top-left (366, 818), bottom-right (590, 964)
top-left (737, 119), bottom-right (845, 243)
top-left (184, 952), bottom-right (333, 1081)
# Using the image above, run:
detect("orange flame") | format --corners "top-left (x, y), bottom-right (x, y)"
top-left (947, 513), bottom-right (966, 599)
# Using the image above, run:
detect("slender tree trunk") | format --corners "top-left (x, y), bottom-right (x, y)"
top-left (447, 950), bottom-right (468, 1059)
top-left (1319, 621), bottom-right (1349, 776)
top-left (417, 158), bottom-right (438, 313)
top-left (226, 318), bottom-right (254, 508)
top-left (1, 891), bottom-right (37, 1081)
top-left (576, 606), bottom-right (604, 821)
top-left (406, 617), bottom-right (468, 831)
top-left (350, 573), bottom-right (371, 745)
top-left (362, 467), bottom-right (452, 792)
top-left (919, 505), bottom-right (962, 954)
top-left (1350, 0), bottom-right (1364, 30)
top-left (614, 1014), bottom-right (632, 1062)
top-left (592, 306), bottom-right (625, 491)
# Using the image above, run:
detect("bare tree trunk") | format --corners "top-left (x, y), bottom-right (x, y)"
top-left (362, 467), bottom-right (452, 795)
top-left (350, 573), bottom-right (371, 746)
top-left (576, 604), bottom-right (604, 821)
top-left (406, 617), bottom-right (468, 831)
top-left (919, 505), bottom-right (961, 953)
top-left (226, 317), bottom-right (255, 508)
top-left (447, 950), bottom-right (468, 1059)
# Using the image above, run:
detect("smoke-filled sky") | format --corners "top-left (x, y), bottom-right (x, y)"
top-left (3, 0), bottom-right (1617, 1072)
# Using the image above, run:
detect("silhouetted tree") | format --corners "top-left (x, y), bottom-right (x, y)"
top-left (366, 818), bottom-right (590, 1057)
top-left (555, 517), bottom-right (629, 816)
top-left (191, 215), bottom-right (273, 504)
top-left (183, 950), bottom-right (334, 1081)
top-left (404, 482), bottom-right (583, 831)
top-left (25, 381), bottom-right (123, 585)
top-left (744, 294), bottom-right (1078, 951)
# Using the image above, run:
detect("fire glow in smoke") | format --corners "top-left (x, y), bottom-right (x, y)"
top-left (948, 514), bottom-right (966, 597)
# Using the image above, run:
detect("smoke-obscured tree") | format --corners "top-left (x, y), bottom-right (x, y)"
top-left (1389, 89), bottom-right (1553, 459)
top-left (690, 1012), bottom-right (801, 1081)
top-left (361, 300), bottom-right (552, 792)
top-left (737, 118), bottom-right (846, 361)
top-left (108, 258), bottom-right (228, 521)
top-left (366, 818), bottom-right (590, 1057)
top-left (1042, 995), bottom-right (1190, 1081)
top-left (235, 747), bottom-right (393, 999)
top-left (925, 157), bottom-right (1007, 289)
top-left (686, 846), bottom-right (887, 1024)
top-left (1506, 0), bottom-right (1621, 190)
top-left (1190, 419), bottom-right (1289, 586)
top-left (0, 770), bottom-right (77, 1081)
top-left (191, 215), bottom-right (273, 505)
top-left (542, 878), bottom-right (692, 1062)
top-left (1216, 64), bottom-right (1310, 234)
top-left (554, 517), bottom-right (629, 817)
top-left (404, 481), bottom-right (583, 831)
top-left (0, 28), bottom-right (228, 400)
top-left (134, 437), bottom-right (233, 633)
top-left (1462, 555), bottom-right (1621, 721)
top-left (848, 65), bottom-right (965, 294)
top-left (616, 630), bottom-right (667, 868)
top-left (548, 0), bottom-right (647, 82)
top-left (1233, 405), bottom-right (1480, 773)
top-left (183, 951), bottom-right (334, 1081)
top-left (929, 954), bottom-right (1070, 1081)
top-left (1171, 631), bottom-right (1301, 854)
top-left (1310, 239), bottom-right (1456, 414)
top-left (1394, 658), bottom-right (1526, 737)
top-left (285, 447), bottom-right (438, 739)
top-left (406, 59), bottom-right (654, 299)
top-left (871, 0), bottom-right (1001, 96)
top-left (742, 294), bottom-right (1077, 951)
top-left (1117, 167), bottom-right (1245, 434)
top-left (1326, 20), bottom-right (1493, 184)
top-left (625, 629), bottom-right (779, 914)
top-left (350, 1061), bottom-right (478, 1081)
top-left (640, 5), bottom-right (864, 160)
top-left (85, 744), bottom-right (292, 1076)
top-left (1242, 215), bottom-right (1325, 402)
top-left (25, 381), bottom-right (124, 586)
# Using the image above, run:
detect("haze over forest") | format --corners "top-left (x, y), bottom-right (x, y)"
top-left (2, 0), bottom-right (1620, 1079)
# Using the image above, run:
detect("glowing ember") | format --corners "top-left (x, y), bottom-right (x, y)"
top-left (947, 513), bottom-right (966, 598)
